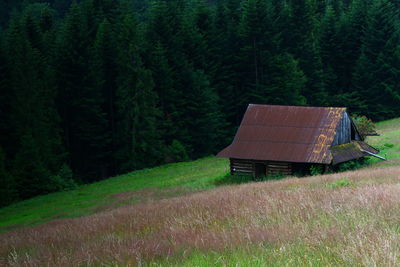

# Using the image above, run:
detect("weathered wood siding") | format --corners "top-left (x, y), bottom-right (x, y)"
top-left (332, 112), bottom-right (351, 145)
top-left (230, 158), bottom-right (253, 175)
top-left (352, 121), bottom-right (362, 141)
top-left (230, 159), bottom-right (293, 177)
top-left (266, 162), bottom-right (292, 176)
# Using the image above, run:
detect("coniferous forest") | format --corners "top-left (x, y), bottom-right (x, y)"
top-left (0, 0), bottom-right (399, 207)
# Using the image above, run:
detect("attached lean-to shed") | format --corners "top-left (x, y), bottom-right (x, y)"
top-left (217, 104), bottom-right (381, 177)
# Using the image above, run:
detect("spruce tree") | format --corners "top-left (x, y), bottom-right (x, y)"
top-left (213, 0), bottom-right (243, 134)
top-left (285, 0), bottom-right (327, 105)
top-left (6, 7), bottom-right (69, 197)
top-left (319, 5), bottom-right (339, 105)
top-left (238, 0), bottom-right (274, 105)
top-left (0, 147), bottom-right (17, 207)
top-left (146, 0), bottom-right (189, 150)
top-left (83, 0), bottom-right (119, 39)
top-left (115, 12), bottom-right (163, 172)
top-left (57, 2), bottom-right (108, 181)
top-left (352, 0), bottom-right (400, 119)
top-left (184, 70), bottom-right (223, 157)
top-left (178, 4), bottom-right (225, 157)
top-left (335, 0), bottom-right (370, 96)
top-left (0, 32), bottom-right (12, 155)
top-left (267, 53), bottom-right (307, 105)
top-left (180, 4), bottom-right (208, 71)
top-left (91, 18), bottom-right (117, 175)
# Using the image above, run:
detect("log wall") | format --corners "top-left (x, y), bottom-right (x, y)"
top-left (266, 162), bottom-right (292, 176)
top-left (230, 158), bottom-right (254, 176)
top-left (230, 158), bottom-right (293, 177)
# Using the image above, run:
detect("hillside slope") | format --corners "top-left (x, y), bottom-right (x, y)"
top-left (0, 157), bottom-right (228, 232)
top-left (0, 118), bottom-right (399, 266)
top-left (367, 118), bottom-right (400, 165)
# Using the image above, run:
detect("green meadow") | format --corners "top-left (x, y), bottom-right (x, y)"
top-left (1, 118), bottom-right (399, 266)
top-left (368, 117), bottom-right (400, 165)
top-left (0, 118), bottom-right (398, 233)
top-left (0, 157), bottom-right (229, 232)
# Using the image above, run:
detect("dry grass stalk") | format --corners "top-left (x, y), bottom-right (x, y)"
top-left (1, 166), bottom-right (400, 266)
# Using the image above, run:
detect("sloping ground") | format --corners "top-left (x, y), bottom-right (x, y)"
top-left (2, 166), bottom-right (400, 266)
top-left (0, 118), bottom-right (399, 266)
top-left (367, 117), bottom-right (400, 166)
top-left (0, 157), bottom-right (228, 232)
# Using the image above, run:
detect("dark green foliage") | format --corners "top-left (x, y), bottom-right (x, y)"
top-left (0, 147), bottom-right (17, 207)
top-left (333, 0), bottom-right (369, 98)
top-left (184, 70), bottom-right (223, 157)
top-left (310, 164), bottom-right (324, 176)
top-left (214, 173), bottom-right (254, 185)
top-left (0, 0), bottom-right (399, 206)
top-left (352, 0), bottom-right (400, 120)
top-left (12, 133), bottom-right (51, 200)
top-left (335, 158), bottom-right (370, 172)
top-left (352, 115), bottom-right (377, 138)
top-left (91, 18), bottom-right (118, 175)
top-left (165, 140), bottom-right (190, 163)
top-left (212, 0), bottom-right (242, 133)
top-left (319, 6), bottom-right (339, 99)
top-left (238, 0), bottom-right (280, 105)
top-left (285, 0), bottom-right (327, 105)
top-left (3, 5), bottom-right (69, 202)
top-left (384, 143), bottom-right (395, 148)
top-left (145, 0), bottom-right (186, 147)
top-left (13, 133), bottom-right (73, 198)
top-left (56, 2), bottom-right (110, 181)
top-left (115, 12), bottom-right (163, 172)
top-left (0, 34), bottom-right (12, 154)
top-left (266, 53), bottom-right (307, 105)
top-left (51, 163), bottom-right (77, 191)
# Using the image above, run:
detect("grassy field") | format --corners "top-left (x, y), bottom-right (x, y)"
top-left (367, 117), bottom-right (400, 165)
top-left (0, 157), bottom-right (229, 232)
top-left (0, 118), bottom-right (399, 266)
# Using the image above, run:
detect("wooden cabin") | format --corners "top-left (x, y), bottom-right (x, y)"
top-left (217, 104), bottom-right (382, 178)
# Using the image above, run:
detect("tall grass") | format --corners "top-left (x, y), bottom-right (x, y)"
top-left (2, 166), bottom-right (400, 266)
top-left (0, 157), bottom-right (228, 232)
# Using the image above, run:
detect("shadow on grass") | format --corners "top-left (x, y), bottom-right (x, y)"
top-left (214, 173), bottom-right (287, 186)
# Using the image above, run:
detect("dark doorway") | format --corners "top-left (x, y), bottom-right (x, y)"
top-left (254, 163), bottom-right (266, 178)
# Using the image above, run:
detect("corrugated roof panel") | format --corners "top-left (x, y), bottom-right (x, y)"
top-left (236, 125), bottom-right (325, 144)
top-left (217, 104), bottom-right (347, 164)
top-left (331, 141), bottom-right (379, 165)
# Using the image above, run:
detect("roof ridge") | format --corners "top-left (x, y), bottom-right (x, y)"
top-left (248, 104), bottom-right (347, 109)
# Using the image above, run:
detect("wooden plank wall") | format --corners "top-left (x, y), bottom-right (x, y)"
top-left (266, 162), bottom-right (292, 176)
top-left (332, 112), bottom-right (351, 145)
top-left (230, 159), bottom-right (293, 176)
top-left (230, 159), bottom-right (254, 175)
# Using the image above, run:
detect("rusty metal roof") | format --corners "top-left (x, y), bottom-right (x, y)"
top-left (217, 104), bottom-right (347, 164)
top-left (331, 141), bottom-right (379, 165)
